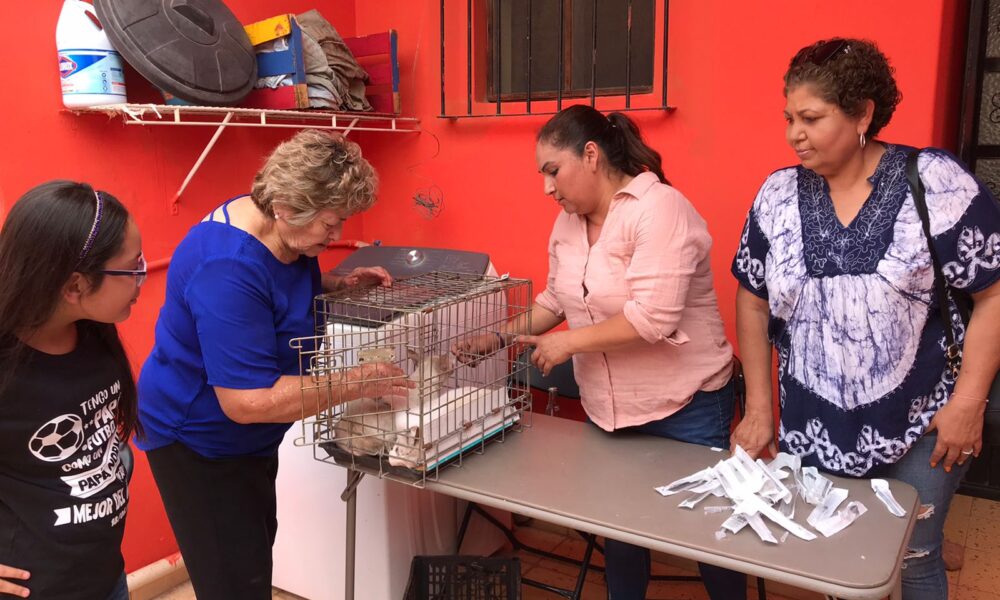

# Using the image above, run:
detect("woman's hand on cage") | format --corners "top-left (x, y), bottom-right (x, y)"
top-left (343, 266), bottom-right (393, 288)
top-left (451, 332), bottom-right (505, 367)
top-left (341, 362), bottom-right (413, 402)
top-left (519, 332), bottom-right (574, 377)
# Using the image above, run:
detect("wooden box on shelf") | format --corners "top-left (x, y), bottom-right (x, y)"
top-left (344, 30), bottom-right (401, 114)
top-left (241, 14), bottom-right (309, 109)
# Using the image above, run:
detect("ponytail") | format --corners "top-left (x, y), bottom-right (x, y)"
top-left (606, 112), bottom-right (667, 184)
top-left (537, 105), bottom-right (668, 184)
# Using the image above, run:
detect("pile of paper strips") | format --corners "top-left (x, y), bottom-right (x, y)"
top-left (655, 447), bottom-right (906, 544)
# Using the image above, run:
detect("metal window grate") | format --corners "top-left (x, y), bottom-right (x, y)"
top-left (440, 0), bottom-right (673, 119)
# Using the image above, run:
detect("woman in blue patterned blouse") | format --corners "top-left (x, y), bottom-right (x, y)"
top-left (731, 38), bottom-right (1000, 599)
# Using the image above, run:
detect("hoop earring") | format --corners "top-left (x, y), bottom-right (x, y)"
top-left (859, 132), bottom-right (866, 148)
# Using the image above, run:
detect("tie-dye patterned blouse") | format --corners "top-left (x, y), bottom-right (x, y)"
top-left (732, 144), bottom-right (1000, 476)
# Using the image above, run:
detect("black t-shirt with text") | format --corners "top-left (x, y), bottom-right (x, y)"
top-left (0, 327), bottom-right (128, 599)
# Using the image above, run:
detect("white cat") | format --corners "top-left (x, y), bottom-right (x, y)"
top-left (332, 349), bottom-right (454, 457)
top-left (388, 385), bottom-right (507, 469)
top-left (331, 395), bottom-right (398, 456)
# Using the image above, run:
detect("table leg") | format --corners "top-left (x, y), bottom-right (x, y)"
top-left (571, 534), bottom-right (597, 598)
top-left (456, 502), bottom-right (474, 553)
top-left (342, 469), bottom-right (365, 600)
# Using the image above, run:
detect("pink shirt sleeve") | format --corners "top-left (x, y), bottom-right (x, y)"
top-left (534, 228), bottom-right (565, 318)
top-left (621, 188), bottom-right (710, 345)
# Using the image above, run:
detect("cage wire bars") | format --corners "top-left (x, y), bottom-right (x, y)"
top-left (290, 271), bottom-right (533, 487)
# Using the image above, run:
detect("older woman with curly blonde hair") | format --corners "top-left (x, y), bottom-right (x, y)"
top-left (137, 130), bottom-right (411, 600)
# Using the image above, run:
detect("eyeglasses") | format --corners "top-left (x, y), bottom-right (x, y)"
top-left (794, 39), bottom-right (850, 67)
top-left (100, 253), bottom-right (147, 287)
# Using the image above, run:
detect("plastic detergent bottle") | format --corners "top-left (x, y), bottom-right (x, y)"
top-left (56, 0), bottom-right (127, 107)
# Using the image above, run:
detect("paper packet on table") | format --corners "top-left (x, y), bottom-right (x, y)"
top-left (657, 446), bottom-right (868, 545)
top-left (871, 479), bottom-right (907, 517)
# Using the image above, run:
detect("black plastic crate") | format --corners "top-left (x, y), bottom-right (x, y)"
top-left (404, 555), bottom-right (521, 600)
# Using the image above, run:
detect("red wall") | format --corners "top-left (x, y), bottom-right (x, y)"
top-left (351, 0), bottom-right (968, 424)
top-left (353, 0), bottom-right (967, 348)
top-left (0, 0), bottom-right (359, 571)
top-left (0, 0), bottom-right (967, 573)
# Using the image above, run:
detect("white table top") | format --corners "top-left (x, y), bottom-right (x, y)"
top-left (422, 413), bottom-right (918, 600)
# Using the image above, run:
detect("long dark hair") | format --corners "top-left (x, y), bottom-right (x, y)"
top-left (537, 105), bottom-right (669, 184)
top-left (0, 181), bottom-right (140, 439)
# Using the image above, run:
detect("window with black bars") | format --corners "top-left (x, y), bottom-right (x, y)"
top-left (439, 0), bottom-right (671, 118)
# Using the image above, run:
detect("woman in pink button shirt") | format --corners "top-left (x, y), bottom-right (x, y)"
top-left (460, 105), bottom-right (743, 599)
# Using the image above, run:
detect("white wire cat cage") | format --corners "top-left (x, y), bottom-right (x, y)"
top-left (291, 271), bottom-right (533, 486)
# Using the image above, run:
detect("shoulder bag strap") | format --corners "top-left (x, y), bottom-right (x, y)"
top-left (905, 150), bottom-right (962, 376)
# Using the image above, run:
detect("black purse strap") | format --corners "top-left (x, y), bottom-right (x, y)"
top-left (905, 150), bottom-right (962, 376)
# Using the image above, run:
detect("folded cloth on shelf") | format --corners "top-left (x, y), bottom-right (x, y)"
top-left (300, 28), bottom-right (342, 108)
top-left (305, 74), bottom-right (339, 108)
top-left (297, 9), bottom-right (372, 111)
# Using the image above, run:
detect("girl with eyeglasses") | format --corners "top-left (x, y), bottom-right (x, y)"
top-left (732, 38), bottom-right (1000, 598)
top-left (0, 181), bottom-right (144, 599)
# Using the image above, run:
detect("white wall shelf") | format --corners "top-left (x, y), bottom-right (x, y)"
top-left (72, 103), bottom-right (420, 213)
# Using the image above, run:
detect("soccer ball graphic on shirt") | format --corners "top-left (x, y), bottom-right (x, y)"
top-left (29, 414), bottom-right (85, 462)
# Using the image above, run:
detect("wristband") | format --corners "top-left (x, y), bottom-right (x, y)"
top-left (951, 392), bottom-right (989, 405)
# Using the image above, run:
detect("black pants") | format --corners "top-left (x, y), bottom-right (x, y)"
top-left (146, 442), bottom-right (279, 600)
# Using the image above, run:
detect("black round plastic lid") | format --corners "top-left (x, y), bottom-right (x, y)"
top-left (95, 0), bottom-right (257, 105)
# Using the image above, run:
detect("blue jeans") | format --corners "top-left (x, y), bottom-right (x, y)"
top-left (867, 433), bottom-right (969, 600)
top-left (106, 571), bottom-right (128, 600)
top-left (598, 379), bottom-right (747, 600)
